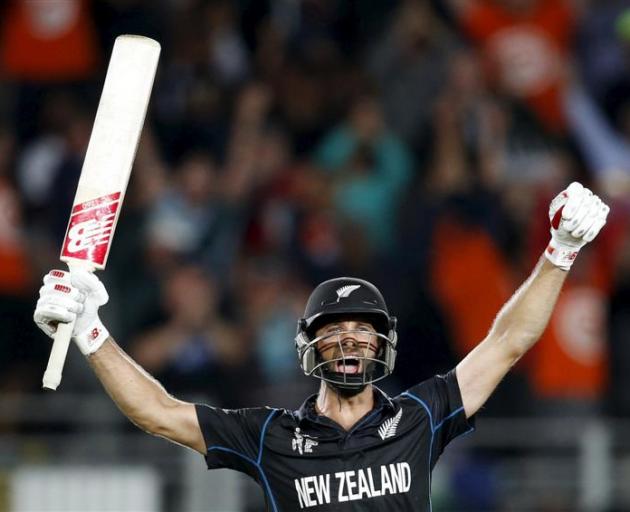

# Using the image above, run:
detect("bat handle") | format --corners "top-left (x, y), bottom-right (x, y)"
top-left (42, 262), bottom-right (88, 391)
top-left (42, 319), bottom-right (75, 390)
top-left (42, 320), bottom-right (74, 391)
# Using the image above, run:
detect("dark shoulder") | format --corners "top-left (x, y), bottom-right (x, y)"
top-left (195, 404), bottom-right (287, 428)
top-left (399, 371), bottom-right (458, 403)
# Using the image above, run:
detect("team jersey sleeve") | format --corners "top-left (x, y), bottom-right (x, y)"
top-left (404, 370), bottom-right (474, 467)
top-left (195, 404), bottom-right (277, 475)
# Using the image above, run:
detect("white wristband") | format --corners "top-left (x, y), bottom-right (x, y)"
top-left (544, 238), bottom-right (580, 271)
top-left (73, 318), bottom-right (110, 356)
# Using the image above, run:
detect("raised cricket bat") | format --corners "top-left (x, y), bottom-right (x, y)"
top-left (42, 35), bottom-right (160, 390)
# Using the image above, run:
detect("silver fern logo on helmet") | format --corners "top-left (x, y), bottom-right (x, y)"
top-left (336, 284), bottom-right (361, 301)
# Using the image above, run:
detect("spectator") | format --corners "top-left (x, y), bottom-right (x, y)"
top-left (0, 0), bottom-right (99, 82)
top-left (232, 258), bottom-right (315, 407)
top-left (16, 93), bottom-right (94, 254)
top-left (368, 0), bottom-right (458, 152)
top-left (607, 211), bottom-right (630, 416)
top-left (314, 94), bottom-right (414, 254)
top-left (444, 0), bottom-right (576, 134)
top-left (576, 1), bottom-right (630, 109)
top-left (145, 150), bottom-right (246, 282)
top-left (0, 123), bottom-right (42, 392)
top-left (130, 265), bottom-right (254, 405)
top-left (204, 0), bottom-right (251, 86)
top-left (0, 0), bottom-right (100, 142)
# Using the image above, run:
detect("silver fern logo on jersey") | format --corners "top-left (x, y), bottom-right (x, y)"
top-left (378, 408), bottom-right (402, 440)
top-left (336, 284), bottom-right (361, 301)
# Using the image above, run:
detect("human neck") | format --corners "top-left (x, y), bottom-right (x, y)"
top-left (315, 382), bottom-right (375, 431)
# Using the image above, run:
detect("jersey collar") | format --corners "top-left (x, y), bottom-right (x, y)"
top-left (295, 386), bottom-right (396, 426)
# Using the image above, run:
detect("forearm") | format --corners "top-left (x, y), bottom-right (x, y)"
top-left (87, 338), bottom-right (181, 436)
top-left (489, 257), bottom-right (567, 360)
top-left (457, 256), bottom-right (568, 416)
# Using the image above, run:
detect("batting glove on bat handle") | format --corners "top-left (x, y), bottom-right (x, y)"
top-left (545, 182), bottom-right (610, 271)
top-left (35, 268), bottom-right (110, 358)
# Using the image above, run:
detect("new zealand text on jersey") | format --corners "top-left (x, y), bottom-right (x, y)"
top-left (294, 462), bottom-right (411, 509)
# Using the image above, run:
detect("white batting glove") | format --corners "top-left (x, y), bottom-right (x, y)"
top-left (34, 268), bottom-right (110, 355)
top-left (545, 182), bottom-right (610, 271)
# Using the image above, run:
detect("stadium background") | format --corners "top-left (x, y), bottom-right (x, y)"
top-left (1, 0), bottom-right (630, 510)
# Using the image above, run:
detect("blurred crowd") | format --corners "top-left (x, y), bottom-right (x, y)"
top-left (2, 0), bottom-right (630, 421)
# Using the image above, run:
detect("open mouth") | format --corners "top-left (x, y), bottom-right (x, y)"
top-left (335, 357), bottom-right (361, 374)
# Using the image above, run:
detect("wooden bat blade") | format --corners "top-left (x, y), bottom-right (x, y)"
top-left (60, 35), bottom-right (160, 269)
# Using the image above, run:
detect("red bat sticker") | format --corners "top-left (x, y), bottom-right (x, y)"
top-left (60, 192), bottom-right (121, 267)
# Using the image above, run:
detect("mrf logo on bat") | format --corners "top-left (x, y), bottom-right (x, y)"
top-left (61, 192), bottom-right (121, 266)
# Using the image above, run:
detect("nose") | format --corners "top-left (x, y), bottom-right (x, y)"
top-left (340, 336), bottom-right (359, 348)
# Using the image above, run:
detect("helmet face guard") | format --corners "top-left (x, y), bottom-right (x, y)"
top-left (295, 325), bottom-right (397, 391)
top-left (295, 277), bottom-right (398, 391)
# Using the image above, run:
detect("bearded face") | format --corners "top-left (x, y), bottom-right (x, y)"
top-left (315, 320), bottom-right (380, 376)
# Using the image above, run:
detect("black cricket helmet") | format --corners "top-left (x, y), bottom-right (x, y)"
top-left (295, 277), bottom-right (398, 391)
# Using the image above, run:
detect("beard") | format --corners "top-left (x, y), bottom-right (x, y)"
top-left (324, 379), bottom-right (367, 398)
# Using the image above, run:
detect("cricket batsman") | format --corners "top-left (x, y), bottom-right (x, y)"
top-left (34, 182), bottom-right (609, 510)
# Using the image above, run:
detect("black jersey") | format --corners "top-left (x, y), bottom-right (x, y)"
top-left (195, 370), bottom-right (474, 511)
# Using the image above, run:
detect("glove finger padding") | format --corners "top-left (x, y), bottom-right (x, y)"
top-left (39, 281), bottom-right (86, 305)
top-left (560, 182), bottom-right (585, 220)
top-left (549, 190), bottom-right (570, 228)
top-left (36, 293), bottom-right (84, 315)
top-left (34, 278), bottom-right (85, 338)
top-left (584, 205), bottom-right (610, 242)
top-left (43, 269), bottom-right (71, 284)
top-left (563, 190), bottom-right (592, 232)
top-left (569, 195), bottom-right (601, 238)
top-left (34, 303), bottom-right (76, 337)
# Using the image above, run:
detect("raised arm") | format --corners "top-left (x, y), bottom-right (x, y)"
top-left (88, 338), bottom-right (205, 453)
top-left (34, 269), bottom-right (206, 454)
top-left (456, 182), bottom-right (609, 417)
